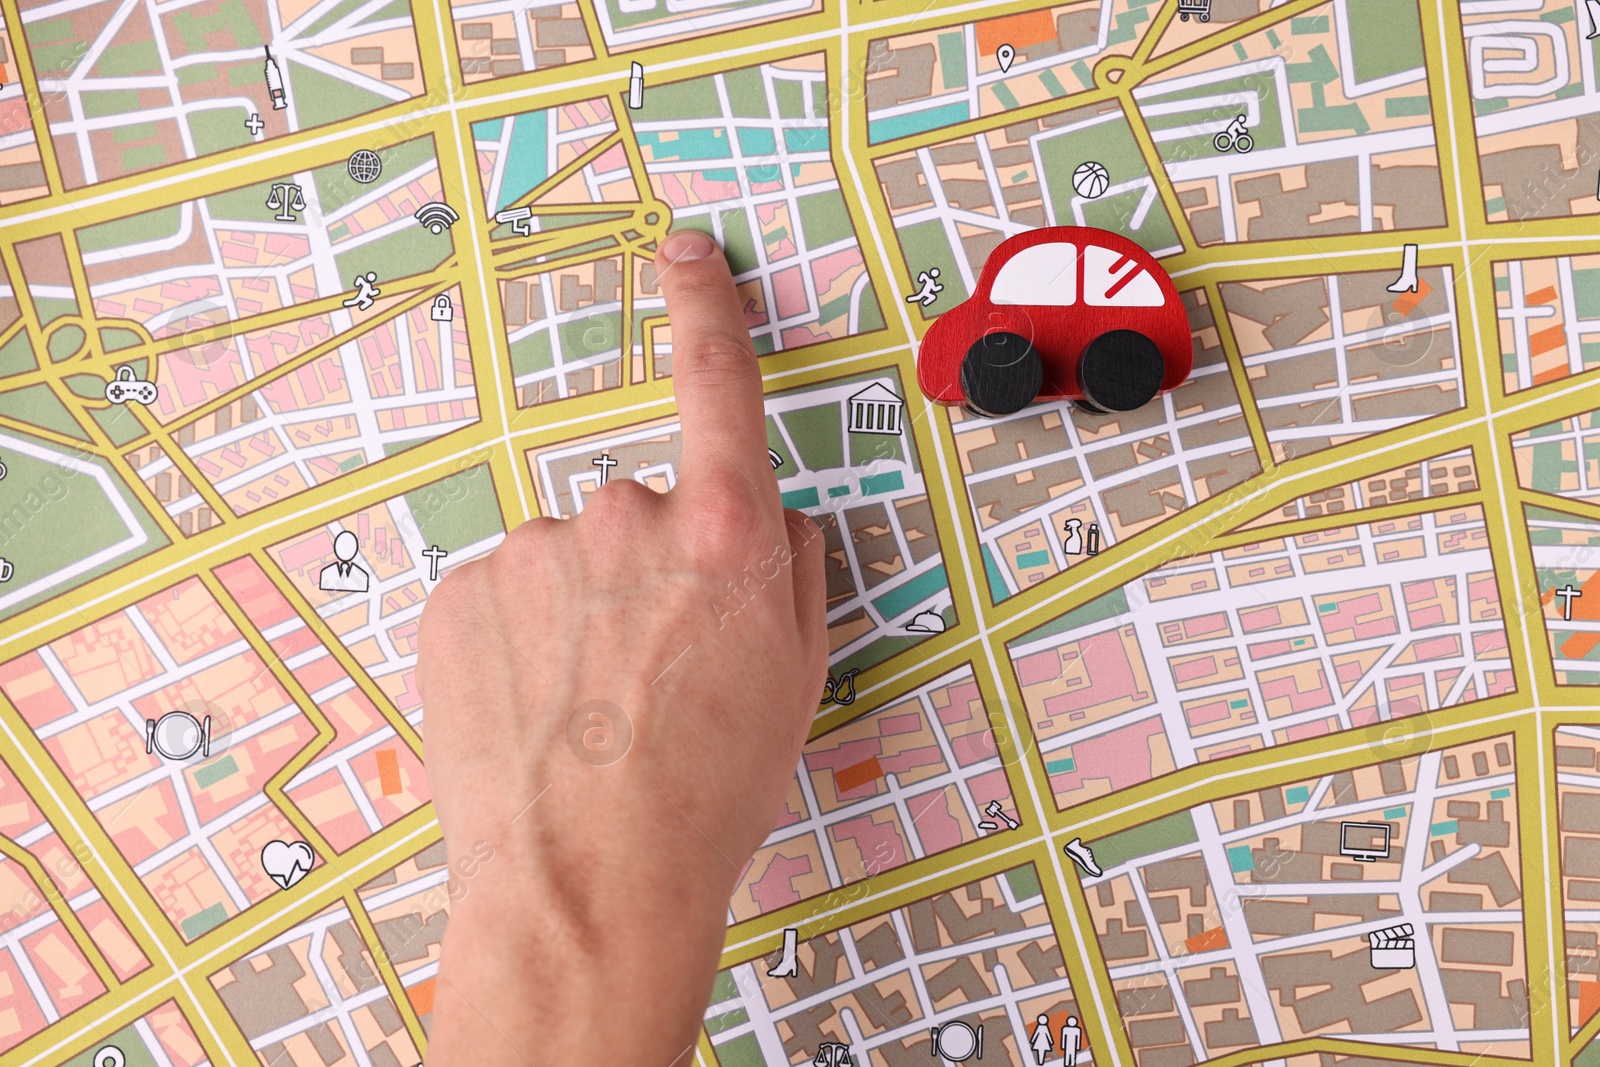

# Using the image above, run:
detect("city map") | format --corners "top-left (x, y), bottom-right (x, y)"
top-left (0, 0), bottom-right (1595, 1064)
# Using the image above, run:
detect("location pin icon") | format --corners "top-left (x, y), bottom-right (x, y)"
top-left (997, 43), bottom-right (1015, 73)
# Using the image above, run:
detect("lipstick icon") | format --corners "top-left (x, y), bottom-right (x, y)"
top-left (628, 62), bottom-right (644, 109)
top-left (264, 46), bottom-right (287, 110)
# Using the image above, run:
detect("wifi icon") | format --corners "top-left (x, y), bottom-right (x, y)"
top-left (414, 202), bottom-right (458, 234)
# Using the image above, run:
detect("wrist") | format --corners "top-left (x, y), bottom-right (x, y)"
top-left (431, 899), bottom-right (726, 1066)
top-left (442, 795), bottom-right (739, 944)
top-left (425, 826), bottom-right (734, 1066)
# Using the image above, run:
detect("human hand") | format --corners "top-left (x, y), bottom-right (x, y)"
top-left (418, 228), bottom-right (828, 1066)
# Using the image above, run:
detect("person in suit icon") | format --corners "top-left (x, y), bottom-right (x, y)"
top-left (319, 530), bottom-right (369, 593)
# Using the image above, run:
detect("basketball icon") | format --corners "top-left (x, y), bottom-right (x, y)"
top-left (1073, 161), bottom-right (1109, 199)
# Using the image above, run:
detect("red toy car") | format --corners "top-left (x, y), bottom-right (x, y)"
top-left (915, 227), bottom-right (1191, 417)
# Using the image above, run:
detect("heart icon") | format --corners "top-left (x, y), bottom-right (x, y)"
top-left (260, 840), bottom-right (315, 890)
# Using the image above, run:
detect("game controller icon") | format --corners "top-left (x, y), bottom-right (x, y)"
top-left (105, 366), bottom-right (158, 405)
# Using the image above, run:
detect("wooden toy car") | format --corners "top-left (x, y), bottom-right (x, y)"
top-left (915, 227), bottom-right (1192, 417)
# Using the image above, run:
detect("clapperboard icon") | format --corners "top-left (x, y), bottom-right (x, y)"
top-left (1368, 922), bottom-right (1416, 969)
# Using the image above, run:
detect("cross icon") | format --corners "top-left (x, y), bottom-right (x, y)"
top-left (592, 452), bottom-right (618, 484)
top-left (1557, 584), bottom-right (1583, 621)
top-left (245, 112), bottom-right (264, 135)
top-left (422, 545), bottom-right (447, 581)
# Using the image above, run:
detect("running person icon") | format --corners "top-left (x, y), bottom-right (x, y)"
top-left (342, 272), bottom-right (381, 311)
top-left (906, 268), bottom-right (944, 308)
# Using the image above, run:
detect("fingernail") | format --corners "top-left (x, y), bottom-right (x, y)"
top-left (659, 229), bottom-right (715, 263)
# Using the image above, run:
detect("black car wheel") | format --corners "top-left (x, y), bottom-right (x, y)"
top-left (1077, 329), bottom-right (1166, 412)
top-left (961, 332), bottom-right (1043, 418)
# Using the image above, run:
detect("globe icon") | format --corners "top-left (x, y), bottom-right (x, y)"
top-left (1073, 161), bottom-right (1110, 199)
top-left (348, 149), bottom-right (382, 184)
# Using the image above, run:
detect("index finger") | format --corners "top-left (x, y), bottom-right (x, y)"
top-left (654, 229), bottom-right (777, 500)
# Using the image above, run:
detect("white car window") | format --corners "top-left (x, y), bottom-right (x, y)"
top-left (1082, 245), bottom-right (1164, 307)
top-left (990, 243), bottom-right (1077, 306)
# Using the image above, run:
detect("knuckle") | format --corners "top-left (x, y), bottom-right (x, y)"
top-left (679, 333), bottom-right (757, 382)
top-left (577, 478), bottom-right (656, 531)
top-left (503, 515), bottom-right (556, 551)
top-left (685, 487), bottom-right (768, 564)
top-left (498, 516), bottom-right (560, 570)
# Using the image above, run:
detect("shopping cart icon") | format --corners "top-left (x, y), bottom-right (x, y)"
top-left (1178, 0), bottom-right (1210, 21)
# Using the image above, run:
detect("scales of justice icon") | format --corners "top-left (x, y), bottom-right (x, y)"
top-left (266, 182), bottom-right (306, 222)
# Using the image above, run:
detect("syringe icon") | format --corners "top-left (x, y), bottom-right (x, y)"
top-left (264, 46), bottom-right (287, 110)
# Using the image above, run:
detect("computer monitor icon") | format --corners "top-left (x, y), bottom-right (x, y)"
top-left (1339, 821), bottom-right (1392, 862)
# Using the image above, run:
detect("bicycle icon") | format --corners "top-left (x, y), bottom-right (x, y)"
top-left (1213, 114), bottom-right (1254, 153)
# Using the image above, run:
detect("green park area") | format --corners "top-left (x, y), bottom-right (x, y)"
top-left (0, 434), bottom-right (169, 622)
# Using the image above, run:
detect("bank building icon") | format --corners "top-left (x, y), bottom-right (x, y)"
top-left (847, 382), bottom-right (904, 436)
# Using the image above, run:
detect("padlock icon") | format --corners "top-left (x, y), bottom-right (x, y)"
top-left (431, 295), bottom-right (453, 322)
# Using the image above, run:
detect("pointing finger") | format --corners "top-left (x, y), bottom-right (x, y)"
top-left (654, 229), bottom-right (777, 506)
